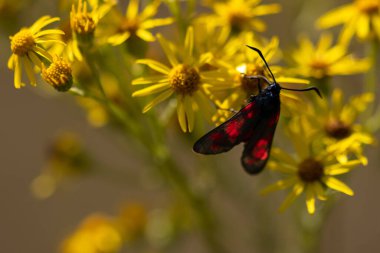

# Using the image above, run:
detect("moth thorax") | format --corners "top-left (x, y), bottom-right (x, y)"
top-left (169, 64), bottom-right (200, 95)
top-left (297, 158), bottom-right (324, 183)
top-left (324, 119), bottom-right (352, 140)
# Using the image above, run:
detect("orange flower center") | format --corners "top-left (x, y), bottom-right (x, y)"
top-left (298, 158), bottom-right (324, 183)
top-left (10, 29), bottom-right (35, 56)
top-left (228, 10), bottom-right (250, 32)
top-left (355, 0), bottom-right (380, 14)
top-left (169, 64), bottom-right (200, 95)
top-left (119, 18), bottom-right (140, 34)
top-left (325, 119), bottom-right (352, 140)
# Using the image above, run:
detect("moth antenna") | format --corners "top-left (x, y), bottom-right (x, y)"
top-left (281, 86), bottom-right (322, 98)
top-left (246, 45), bottom-right (277, 83)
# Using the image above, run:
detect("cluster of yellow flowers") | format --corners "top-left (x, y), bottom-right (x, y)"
top-left (5, 0), bottom-right (379, 252)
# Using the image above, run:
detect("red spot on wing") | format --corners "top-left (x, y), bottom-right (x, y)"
top-left (225, 118), bottom-right (243, 142)
top-left (252, 139), bottom-right (269, 160)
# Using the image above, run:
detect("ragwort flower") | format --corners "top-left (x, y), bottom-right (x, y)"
top-left (309, 88), bottom-right (374, 163)
top-left (8, 15), bottom-right (64, 88)
top-left (317, 0), bottom-right (380, 43)
top-left (261, 117), bottom-right (366, 214)
top-left (132, 27), bottom-right (227, 132)
top-left (199, 0), bottom-right (281, 35)
top-left (210, 35), bottom-right (308, 125)
top-left (107, 0), bottom-right (173, 46)
top-left (290, 33), bottom-right (370, 79)
top-left (61, 214), bottom-right (123, 253)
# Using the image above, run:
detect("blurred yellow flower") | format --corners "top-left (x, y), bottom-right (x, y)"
top-left (290, 33), bottom-right (370, 79)
top-left (61, 214), bottom-right (123, 253)
top-left (132, 27), bottom-right (227, 132)
top-left (8, 15), bottom-right (64, 88)
top-left (317, 0), bottom-right (380, 43)
top-left (31, 132), bottom-right (90, 199)
top-left (199, 0), bottom-right (281, 35)
top-left (261, 118), bottom-right (366, 214)
top-left (310, 88), bottom-right (374, 163)
top-left (117, 203), bottom-right (147, 242)
top-left (70, 0), bottom-right (115, 37)
top-left (107, 0), bottom-right (173, 46)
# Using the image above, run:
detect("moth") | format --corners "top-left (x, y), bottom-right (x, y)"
top-left (193, 46), bottom-right (321, 175)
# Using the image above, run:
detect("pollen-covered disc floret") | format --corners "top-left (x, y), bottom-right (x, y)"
top-left (42, 57), bottom-right (73, 92)
top-left (70, 0), bottom-right (96, 35)
top-left (10, 29), bottom-right (35, 56)
top-left (297, 158), bottom-right (324, 183)
top-left (169, 64), bottom-right (200, 95)
top-left (325, 119), bottom-right (352, 140)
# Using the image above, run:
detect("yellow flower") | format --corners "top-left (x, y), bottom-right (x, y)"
top-left (199, 0), bottom-right (281, 35)
top-left (290, 33), bottom-right (370, 79)
top-left (42, 56), bottom-right (73, 91)
top-left (70, 0), bottom-right (115, 39)
top-left (61, 214), bottom-right (123, 253)
top-left (209, 34), bottom-right (308, 125)
top-left (117, 203), bottom-right (147, 242)
top-left (261, 119), bottom-right (366, 214)
top-left (317, 0), bottom-right (380, 43)
top-left (31, 132), bottom-right (90, 199)
top-left (307, 88), bottom-right (374, 163)
top-left (132, 27), bottom-right (227, 132)
top-left (8, 15), bottom-right (64, 88)
top-left (107, 0), bottom-right (173, 46)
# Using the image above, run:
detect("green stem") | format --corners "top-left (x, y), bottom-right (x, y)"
top-left (364, 39), bottom-right (378, 95)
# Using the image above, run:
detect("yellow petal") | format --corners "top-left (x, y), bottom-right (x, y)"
top-left (34, 29), bottom-right (65, 38)
top-left (7, 54), bottom-right (15, 70)
top-left (184, 27), bottom-right (194, 64)
top-left (157, 33), bottom-right (179, 67)
top-left (279, 183), bottom-right (304, 212)
top-left (136, 29), bottom-right (155, 42)
top-left (132, 82), bottom-right (170, 97)
top-left (270, 147), bottom-right (298, 167)
top-left (356, 14), bottom-right (370, 40)
top-left (108, 32), bottom-right (131, 46)
top-left (22, 57), bottom-right (36, 86)
top-left (30, 16), bottom-right (60, 34)
top-left (141, 18), bottom-right (173, 29)
top-left (132, 75), bottom-right (168, 85)
top-left (177, 96), bottom-right (187, 132)
top-left (183, 95), bottom-right (195, 132)
top-left (136, 59), bottom-right (170, 74)
top-left (316, 4), bottom-right (354, 28)
top-left (140, 0), bottom-right (160, 20)
top-left (305, 186), bottom-right (316, 214)
top-left (142, 89), bottom-right (174, 113)
top-left (260, 176), bottom-right (298, 195)
top-left (253, 4), bottom-right (281, 16)
top-left (14, 56), bottom-right (22, 89)
top-left (323, 177), bottom-right (354, 196)
top-left (126, 0), bottom-right (139, 19)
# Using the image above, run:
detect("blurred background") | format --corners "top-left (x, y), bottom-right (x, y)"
top-left (1, 0), bottom-right (380, 252)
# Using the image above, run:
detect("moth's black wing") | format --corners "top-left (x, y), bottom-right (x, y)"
top-left (241, 106), bottom-right (280, 174)
top-left (193, 99), bottom-right (261, 154)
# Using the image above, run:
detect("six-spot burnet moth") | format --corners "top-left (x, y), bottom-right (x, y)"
top-left (193, 46), bottom-right (322, 175)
